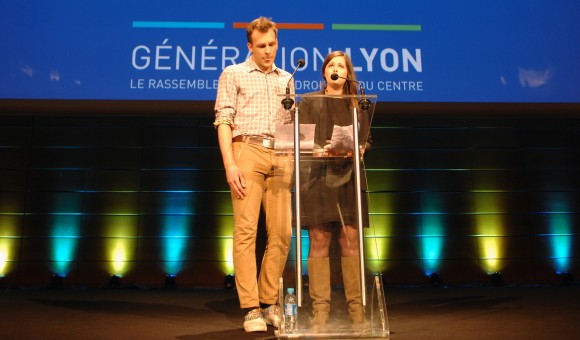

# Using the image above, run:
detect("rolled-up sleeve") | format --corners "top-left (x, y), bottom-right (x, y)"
top-left (213, 66), bottom-right (237, 127)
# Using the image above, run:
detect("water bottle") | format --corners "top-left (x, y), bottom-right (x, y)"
top-left (284, 287), bottom-right (297, 333)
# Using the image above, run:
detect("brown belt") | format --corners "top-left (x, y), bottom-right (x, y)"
top-left (232, 135), bottom-right (275, 149)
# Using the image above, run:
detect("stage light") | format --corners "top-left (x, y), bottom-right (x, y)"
top-left (164, 274), bottom-right (177, 289)
top-left (224, 274), bottom-right (235, 289)
top-left (50, 215), bottom-right (80, 278)
top-left (106, 274), bottom-right (122, 289)
top-left (489, 272), bottom-right (504, 287)
top-left (428, 273), bottom-right (444, 288)
top-left (48, 274), bottom-right (64, 289)
top-left (558, 272), bottom-right (574, 285)
top-left (104, 216), bottom-right (138, 277)
top-left (219, 238), bottom-right (235, 275)
top-left (420, 211), bottom-right (445, 276)
top-left (161, 214), bottom-right (190, 275)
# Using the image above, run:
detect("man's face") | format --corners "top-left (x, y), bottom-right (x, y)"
top-left (248, 29), bottom-right (278, 72)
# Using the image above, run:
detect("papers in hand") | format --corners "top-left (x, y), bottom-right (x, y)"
top-left (274, 124), bottom-right (316, 151)
top-left (330, 125), bottom-right (354, 152)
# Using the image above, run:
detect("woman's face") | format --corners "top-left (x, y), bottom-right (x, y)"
top-left (324, 55), bottom-right (348, 87)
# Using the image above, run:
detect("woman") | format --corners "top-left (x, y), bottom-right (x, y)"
top-left (297, 51), bottom-right (372, 329)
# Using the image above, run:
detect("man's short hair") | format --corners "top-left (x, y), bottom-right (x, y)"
top-left (246, 17), bottom-right (278, 43)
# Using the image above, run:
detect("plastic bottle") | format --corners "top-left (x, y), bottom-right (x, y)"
top-left (283, 287), bottom-right (297, 333)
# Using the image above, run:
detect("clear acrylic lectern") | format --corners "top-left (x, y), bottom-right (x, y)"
top-left (274, 93), bottom-right (389, 338)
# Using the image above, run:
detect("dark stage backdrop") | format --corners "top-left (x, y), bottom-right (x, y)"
top-left (0, 112), bottom-right (578, 288)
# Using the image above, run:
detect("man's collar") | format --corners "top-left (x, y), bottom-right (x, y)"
top-left (246, 57), bottom-right (279, 74)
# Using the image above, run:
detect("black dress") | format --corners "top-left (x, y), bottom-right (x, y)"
top-left (296, 92), bottom-right (371, 228)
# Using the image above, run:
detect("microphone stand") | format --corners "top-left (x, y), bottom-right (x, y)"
top-left (281, 59), bottom-right (305, 306)
top-left (330, 73), bottom-right (371, 111)
top-left (358, 87), bottom-right (371, 111)
top-left (293, 104), bottom-right (303, 307)
top-left (282, 59), bottom-right (305, 110)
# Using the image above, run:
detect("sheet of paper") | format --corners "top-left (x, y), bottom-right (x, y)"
top-left (274, 124), bottom-right (316, 151)
top-left (330, 125), bottom-right (354, 152)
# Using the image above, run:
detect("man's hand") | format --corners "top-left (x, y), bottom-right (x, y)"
top-left (216, 124), bottom-right (247, 199)
top-left (226, 164), bottom-right (246, 199)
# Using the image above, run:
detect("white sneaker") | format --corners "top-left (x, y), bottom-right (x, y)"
top-left (243, 308), bottom-right (267, 332)
top-left (262, 305), bottom-right (280, 328)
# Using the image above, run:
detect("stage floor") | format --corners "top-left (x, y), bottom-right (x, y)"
top-left (0, 284), bottom-right (578, 339)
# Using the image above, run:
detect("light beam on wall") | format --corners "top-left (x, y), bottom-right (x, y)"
top-left (215, 215), bottom-right (233, 275)
top-left (475, 192), bottom-right (506, 274)
top-left (50, 215), bottom-right (80, 276)
top-left (162, 193), bottom-right (193, 275)
top-left (420, 213), bottom-right (445, 276)
top-left (214, 206), bottom-right (235, 275)
top-left (546, 194), bottom-right (573, 273)
top-left (220, 237), bottom-right (234, 274)
top-left (364, 209), bottom-right (396, 273)
top-left (105, 216), bottom-right (137, 276)
top-left (47, 194), bottom-right (82, 276)
top-left (301, 229), bottom-right (309, 274)
top-left (419, 194), bottom-right (445, 277)
top-left (0, 243), bottom-right (8, 277)
top-left (549, 215), bottom-right (572, 273)
top-left (0, 216), bottom-right (19, 277)
top-left (288, 230), bottom-right (309, 275)
top-left (161, 192), bottom-right (195, 275)
top-left (476, 215), bottom-right (505, 274)
top-left (111, 242), bottom-right (128, 275)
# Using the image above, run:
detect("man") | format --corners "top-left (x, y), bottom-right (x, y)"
top-left (213, 17), bottom-right (294, 333)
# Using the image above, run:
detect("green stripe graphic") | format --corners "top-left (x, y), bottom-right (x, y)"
top-left (332, 24), bottom-right (421, 31)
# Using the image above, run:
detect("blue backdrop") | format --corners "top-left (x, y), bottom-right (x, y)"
top-left (1, 1), bottom-right (578, 103)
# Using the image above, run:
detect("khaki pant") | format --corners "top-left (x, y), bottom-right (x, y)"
top-left (232, 142), bottom-right (293, 308)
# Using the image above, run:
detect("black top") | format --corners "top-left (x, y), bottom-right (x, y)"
top-left (295, 92), bottom-right (372, 228)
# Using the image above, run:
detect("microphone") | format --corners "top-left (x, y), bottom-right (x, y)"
top-left (281, 59), bottom-right (305, 110)
top-left (330, 73), bottom-right (371, 111)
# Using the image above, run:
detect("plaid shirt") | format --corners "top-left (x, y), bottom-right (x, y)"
top-left (214, 58), bottom-right (294, 139)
